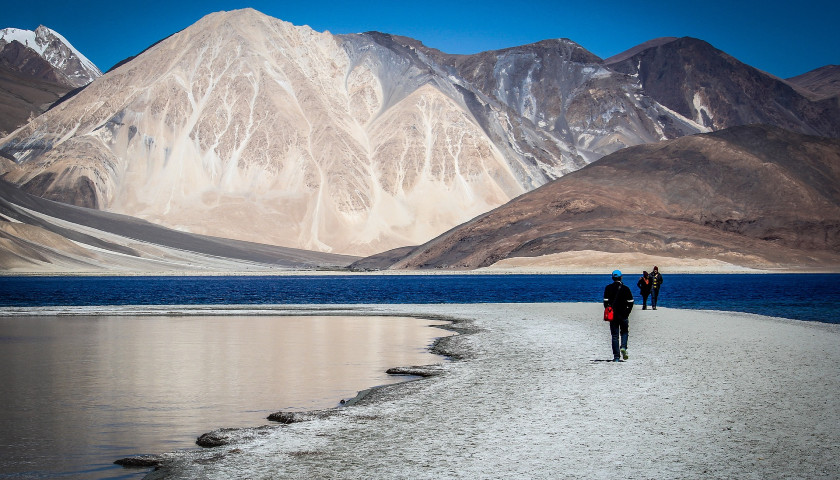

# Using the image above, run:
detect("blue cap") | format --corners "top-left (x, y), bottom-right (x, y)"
top-left (612, 270), bottom-right (622, 279)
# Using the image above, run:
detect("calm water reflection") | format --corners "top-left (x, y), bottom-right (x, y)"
top-left (0, 315), bottom-right (451, 479)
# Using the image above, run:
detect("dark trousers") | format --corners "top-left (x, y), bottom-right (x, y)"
top-left (651, 287), bottom-right (660, 309)
top-left (641, 293), bottom-right (650, 309)
top-left (610, 318), bottom-right (629, 359)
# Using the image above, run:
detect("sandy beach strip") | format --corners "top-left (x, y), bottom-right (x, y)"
top-left (142, 303), bottom-right (840, 479)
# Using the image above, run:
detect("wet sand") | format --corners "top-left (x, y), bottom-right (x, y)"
top-left (139, 303), bottom-right (840, 479)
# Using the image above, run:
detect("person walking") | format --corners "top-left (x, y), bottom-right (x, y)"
top-left (604, 270), bottom-right (634, 362)
top-left (637, 271), bottom-right (652, 310)
top-left (650, 266), bottom-right (663, 310)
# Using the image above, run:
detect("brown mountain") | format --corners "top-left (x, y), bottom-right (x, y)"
top-left (0, 26), bottom-right (101, 136)
top-left (786, 65), bottom-right (840, 101)
top-left (605, 37), bottom-right (840, 138)
top-left (0, 43), bottom-right (73, 136)
top-left (352, 125), bottom-right (840, 271)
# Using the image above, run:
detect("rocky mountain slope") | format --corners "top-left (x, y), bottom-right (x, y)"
top-left (0, 62), bottom-right (71, 136)
top-left (786, 65), bottom-right (840, 101)
top-left (351, 125), bottom-right (840, 271)
top-left (0, 26), bottom-right (101, 136)
top-left (1, 9), bottom-right (838, 260)
top-left (604, 37), bottom-right (840, 138)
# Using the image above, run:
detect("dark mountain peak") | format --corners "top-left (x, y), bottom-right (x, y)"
top-left (608, 36), bottom-right (731, 74)
top-left (602, 37), bottom-right (679, 65)
top-left (605, 36), bottom-right (840, 138)
top-left (0, 39), bottom-right (63, 84)
top-left (469, 38), bottom-right (601, 64)
top-left (786, 64), bottom-right (840, 100)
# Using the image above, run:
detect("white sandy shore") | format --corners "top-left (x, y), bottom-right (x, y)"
top-left (141, 303), bottom-right (839, 479)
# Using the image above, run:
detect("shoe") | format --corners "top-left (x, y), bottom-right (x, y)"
top-left (620, 348), bottom-right (628, 360)
top-left (613, 357), bottom-right (623, 362)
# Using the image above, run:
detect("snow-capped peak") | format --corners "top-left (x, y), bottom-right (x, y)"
top-left (0, 25), bottom-right (101, 87)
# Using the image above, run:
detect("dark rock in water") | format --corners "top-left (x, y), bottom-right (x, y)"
top-left (267, 411), bottom-right (321, 424)
top-left (196, 429), bottom-right (237, 448)
top-left (386, 365), bottom-right (445, 377)
top-left (267, 411), bottom-right (302, 424)
top-left (113, 455), bottom-right (163, 467)
top-left (267, 408), bottom-right (342, 423)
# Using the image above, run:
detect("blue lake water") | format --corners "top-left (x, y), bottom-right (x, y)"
top-left (1, 273), bottom-right (838, 323)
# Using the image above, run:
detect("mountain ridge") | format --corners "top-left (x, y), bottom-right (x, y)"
top-left (1, 8), bottom-right (838, 269)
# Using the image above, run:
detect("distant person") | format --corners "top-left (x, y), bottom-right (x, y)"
top-left (637, 271), bottom-right (652, 310)
top-left (604, 270), bottom-right (634, 362)
top-left (650, 266), bottom-right (663, 310)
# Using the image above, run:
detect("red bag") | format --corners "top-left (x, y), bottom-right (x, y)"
top-left (603, 306), bottom-right (614, 321)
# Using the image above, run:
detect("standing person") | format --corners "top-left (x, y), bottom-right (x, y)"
top-left (604, 270), bottom-right (634, 362)
top-left (637, 271), bottom-right (652, 310)
top-left (650, 266), bottom-right (663, 310)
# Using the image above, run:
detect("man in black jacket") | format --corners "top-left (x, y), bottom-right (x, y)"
top-left (604, 270), bottom-right (634, 362)
top-left (650, 266), bottom-right (663, 310)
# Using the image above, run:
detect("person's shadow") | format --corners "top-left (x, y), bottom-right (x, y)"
top-left (590, 359), bottom-right (623, 363)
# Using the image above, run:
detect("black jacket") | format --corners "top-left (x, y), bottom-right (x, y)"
top-left (651, 272), bottom-right (663, 289)
top-left (604, 282), bottom-right (635, 320)
top-left (637, 276), bottom-right (652, 295)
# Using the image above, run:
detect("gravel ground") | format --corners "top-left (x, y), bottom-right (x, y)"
top-left (142, 303), bottom-right (840, 479)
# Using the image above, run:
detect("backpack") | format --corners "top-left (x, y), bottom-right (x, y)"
top-left (603, 284), bottom-right (622, 321)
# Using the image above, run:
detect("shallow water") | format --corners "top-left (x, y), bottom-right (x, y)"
top-left (0, 315), bottom-right (451, 479)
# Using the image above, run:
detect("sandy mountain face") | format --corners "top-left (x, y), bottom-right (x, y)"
top-left (0, 179), bottom-right (357, 273)
top-left (0, 9), bottom-right (838, 259)
top-left (353, 125), bottom-right (840, 271)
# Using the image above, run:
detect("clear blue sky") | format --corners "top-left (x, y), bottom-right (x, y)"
top-left (4, 0), bottom-right (838, 78)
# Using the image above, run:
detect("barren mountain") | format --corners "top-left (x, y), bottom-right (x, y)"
top-left (402, 34), bottom-right (701, 159)
top-left (1, 10), bottom-right (582, 256)
top-left (0, 10), bottom-right (720, 257)
top-left (1, 10), bottom-right (838, 262)
top-left (352, 125), bottom-right (840, 271)
top-left (0, 26), bottom-right (101, 87)
top-left (787, 65), bottom-right (840, 101)
top-left (0, 62), bottom-right (71, 136)
top-left (0, 26), bottom-right (101, 136)
top-left (605, 37), bottom-right (840, 138)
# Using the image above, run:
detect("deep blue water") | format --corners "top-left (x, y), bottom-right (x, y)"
top-left (1, 273), bottom-right (838, 323)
